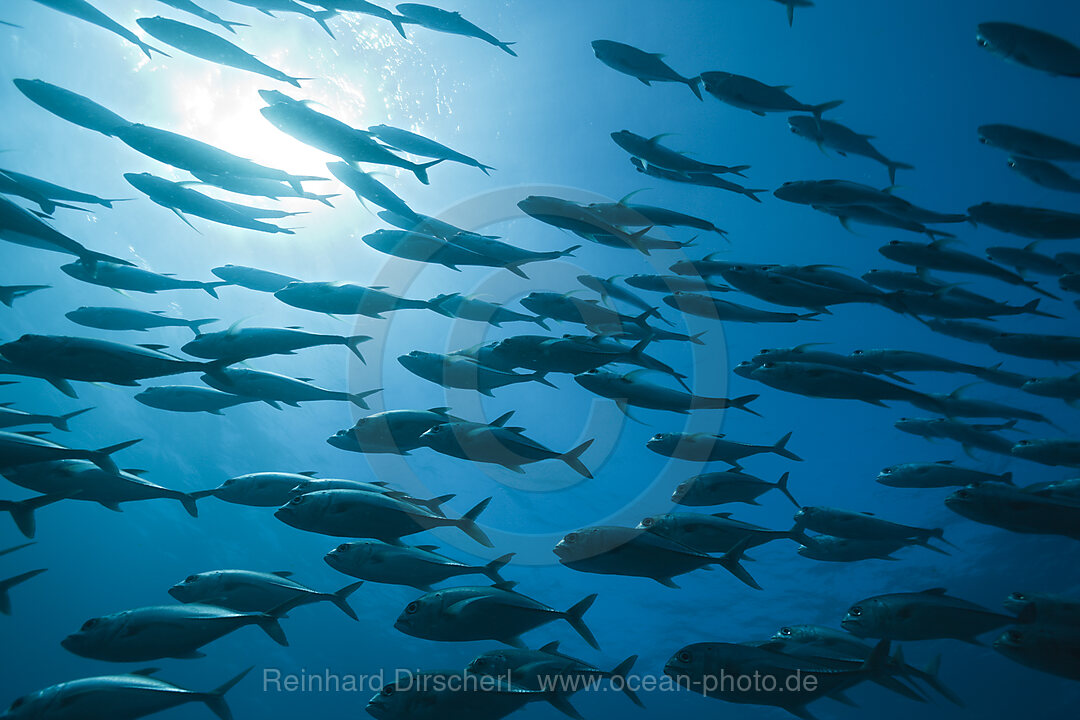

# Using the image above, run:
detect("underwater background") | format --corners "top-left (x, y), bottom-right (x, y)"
top-left (0, 0), bottom-right (1079, 718)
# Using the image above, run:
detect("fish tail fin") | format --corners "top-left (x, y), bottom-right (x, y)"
top-left (0, 496), bottom-right (59, 539)
top-left (326, 581), bottom-right (363, 620)
top-left (776, 471), bottom-right (800, 508)
top-left (52, 406), bottom-right (93, 431)
top-left (610, 655), bottom-right (644, 707)
top-left (886, 160), bottom-right (915, 185)
top-left (347, 388), bottom-right (381, 409)
top-left (1021, 298), bottom-right (1061, 319)
top-left (726, 393), bottom-right (761, 415)
top-left (415, 493), bottom-right (455, 517)
top-left (139, 41), bottom-right (170, 60)
top-left (389, 17), bottom-right (407, 38)
top-left (999, 471), bottom-right (1014, 485)
top-left (559, 438), bottom-right (595, 478)
top-left (563, 593), bottom-right (599, 649)
top-left (743, 187), bottom-right (767, 202)
top-left (188, 318), bottom-right (218, 335)
top-left (346, 335), bottom-right (373, 364)
top-left (499, 42), bottom-right (518, 57)
top-left (202, 666), bottom-right (253, 720)
top-left (531, 315), bottom-right (550, 330)
top-left (482, 553), bottom-right (515, 583)
top-left (89, 438), bottom-right (142, 474)
top-left (313, 10), bottom-right (337, 37)
top-left (0, 568), bottom-right (47, 615)
top-left (454, 497), bottom-right (494, 547)
top-left (220, 20), bottom-right (249, 33)
top-left (203, 282), bottom-right (231, 299)
top-left (254, 611), bottom-right (289, 646)
top-left (411, 159), bottom-right (444, 185)
top-left (786, 4), bottom-right (795, 25)
top-left (922, 654), bottom-right (964, 706)
top-left (772, 431), bottom-right (803, 461)
top-left (811, 99), bottom-right (844, 118)
top-left (179, 493), bottom-right (201, 518)
top-left (543, 693), bottom-right (583, 720)
top-left (313, 193), bottom-right (339, 207)
top-left (925, 527), bottom-right (955, 549)
top-left (686, 76), bottom-right (703, 100)
top-left (531, 371), bottom-right (557, 389)
top-left (715, 538), bottom-right (761, 589)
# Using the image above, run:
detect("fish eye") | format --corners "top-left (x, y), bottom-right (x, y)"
top-left (335, 544), bottom-right (349, 552)
top-left (955, 490), bottom-right (970, 498)
top-left (780, 627), bottom-right (792, 636)
top-left (10, 697), bottom-right (26, 709)
top-left (184, 575), bottom-right (198, 583)
top-left (641, 517), bottom-right (654, 527)
top-left (405, 602), bottom-right (419, 614)
top-left (290, 496), bottom-right (306, 505)
top-left (1007, 629), bottom-right (1022, 642)
top-left (761, 362), bottom-right (775, 369)
top-left (977, 38), bottom-right (988, 47)
top-left (1013, 593), bottom-right (1026, 601)
top-left (888, 240), bottom-right (900, 245)
top-left (564, 532), bottom-right (578, 543)
top-left (881, 467), bottom-right (892, 473)
top-left (380, 686), bottom-right (395, 696)
top-left (678, 650), bottom-right (692, 663)
top-left (1007, 160), bottom-right (1016, 168)
top-left (80, 618), bottom-right (98, 631)
top-left (978, 137), bottom-right (988, 144)
top-left (849, 606), bottom-right (862, 617)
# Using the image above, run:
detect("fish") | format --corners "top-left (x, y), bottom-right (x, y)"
top-left (554, 525), bottom-right (759, 589)
top-left (520, 291), bottom-right (656, 333)
top-left (182, 325), bottom-right (372, 363)
top-left (842, 588), bottom-right (1019, 643)
top-left (61, 260), bottom-right (228, 297)
top-left (574, 369), bottom-right (760, 416)
top-left (630, 157), bottom-right (765, 200)
top-left (885, 289), bottom-right (1056, 321)
top-left (788, 115), bottom-right (913, 184)
top-left (986, 241), bottom-right (1069, 276)
top-left (665, 292), bottom-right (819, 323)
top-left (713, 262), bottom-right (883, 311)
top-left (211, 264), bottom-right (298, 292)
top-left (1021, 372), bottom-right (1080, 404)
top-left (647, 431), bottom-right (802, 468)
top-left (577, 274), bottom-right (671, 322)
top-left (192, 172), bottom-right (337, 206)
top-left (327, 407), bottom-right (462, 455)
top-left (123, 172), bottom-right (295, 234)
top-left (989, 331), bottom-right (1080, 361)
top-left (12, 78), bottom-right (131, 136)
top-left (275, 280), bottom-right (433, 318)
top-left (361, 230), bottom-right (530, 274)
top-left (364, 670), bottom-right (569, 720)
top-left (0, 334), bottom-right (231, 387)
top-left (114, 123), bottom-right (324, 193)
top-left (920, 317), bottom-right (1001, 344)
top-left (308, 1), bottom-right (407, 37)
top-left (0, 667), bottom-right (251, 720)
top-left (394, 584), bottom-right (598, 648)
top-left (994, 626), bottom-right (1080, 681)
top-left (862, 268), bottom-right (955, 293)
top-left (946, 482), bottom-right (1080, 539)
top-left (0, 167), bottom-right (128, 211)
top-left (419, 415), bottom-right (594, 478)
top-left (879, 239), bottom-right (1056, 298)
top-left (976, 22), bottom-right (1080, 78)
top-left (625, 273), bottom-right (732, 293)
top-left (664, 637), bottom-right (891, 719)
top-left (584, 202), bottom-right (727, 235)
top-left (427, 293), bottom-right (548, 329)
top-left (289, 478), bottom-right (453, 516)
top-left (640, 512), bottom-right (800, 553)
top-left (201, 367), bottom-right (379, 409)
top-left (367, 124), bottom-right (494, 173)
top-left (0, 543), bottom-right (34, 558)
top-left (134, 385), bottom-right (261, 415)
top-left (793, 506), bottom-right (948, 551)
top-left (877, 461), bottom-right (1012, 488)
top-left (156, 0), bottom-right (248, 33)
top-left (968, 201), bottom-right (1080, 240)
top-left (673, 470), bottom-right (799, 507)
top-left (909, 388), bottom-right (1056, 426)
top-left (224, 0), bottom-right (337, 36)
top-left (774, 179), bottom-right (967, 224)
top-left (195, 471), bottom-right (321, 507)
top-left (327, 162), bottom-right (417, 219)
top-left (978, 123), bottom-right (1080, 161)
top-left (399, 350), bottom-right (553, 396)
top-left (137, 16), bottom-right (308, 86)
top-left (169, 569), bottom-right (362, 619)
top-left (700, 71), bottom-right (842, 117)
top-left (895, 417), bottom-right (1018, 457)
top-left (61, 603), bottom-right (290, 661)
top-left (395, 3), bottom-right (515, 55)
top-left (612, 131), bottom-right (746, 175)
top-left (750, 361), bottom-right (938, 408)
top-left (1007, 155), bottom-right (1080, 193)
top-left (325, 539), bottom-right (512, 590)
top-left (65, 306), bottom-right (216, 335)
top-left (797, 536), bottom-right (923, 562)
top-left (275, 489), bottom-right (494, 546)
top-left (0, 569), bottom-right (47, 616)
top-left (1003, 591), bottom-right (1080, 625)
top-left (591, 40), bottom-right (702, 99)
top-left (1011, 438), bottom-right (1080, 468)
top-left (467, 642), bottom-right (642, 708)
top-left (815, 202), bottom-right (955, 239)
top-left (0, 404), bottom-right (91, 432)
top-left (29, 0), bottom-right (165, 58)
top-left (0, 195), bottom-right (131, 266)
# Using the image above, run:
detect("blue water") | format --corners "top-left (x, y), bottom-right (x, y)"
top-left (1, 0), bottom-right (1079, 718)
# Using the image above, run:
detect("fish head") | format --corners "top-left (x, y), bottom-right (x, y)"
top-left (975, 23), bottom-right (1019, 59)
top-left (786, 115), bottom-right (821, 140)
top-left (467, 650), bottom-right (513, 676)
top-left (365, 681), bottom-right (417, 720)
top-left (553, 526), bottom-right (608, 561)
top-left (772, 180), bottom-right (815, 203)
top-left (733, 360), bottom-right (758, 379)
top-left (771, 624), bottom-right (821, 644)
top-left (0, 334), bottom-right (57, 365)
top-left (397, 350), bottom-right (436, 375)
top-left (636, 513), bottom-right (670, 534)
top-left (393, 592), bottom-right (443, 637)
top-left (325, 540), bottom-right (377, 570)
top-left (645, 432), bottom-right (679, 454)
top-left (1003, 591), bottom-right (1039, 617)
top-left (0, 686), bottom-right (54, 720)
top-left (992, 627), bottom-right (1046, 665)
top-left (169, 572), bottom-right (215, 602)
top-left (274, 490), bottom-right (323, 524)
top-left (670, 479), bottom-right (695, 504)
top-left (840, 598), bottom-right (883, 636)
top-left (663, 643), bottom-right (712, 683)
top-left (61, 614), bottom-right (121, 657)
top-left (416, 422), bottom-right (455, 451)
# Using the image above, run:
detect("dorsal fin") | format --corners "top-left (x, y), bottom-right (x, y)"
top-left (712, 512), bottom-right (733, 518)
top-left (298, 471), bottom-right (318, 477)
top-left (539, 641), bottom-right (561, 654)
top-left (129, 668), bottom-right (160, 676)
top-left (415, 545), bottom-right (440, 552)
top-left (137, 344), bottom-right (169, 351)
top-left (490, 411), bottom-right (515, 427)
top-left (272, 571), bottom-right (293, 578)
top-left (920, 587), bottom-right (948, 595)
